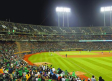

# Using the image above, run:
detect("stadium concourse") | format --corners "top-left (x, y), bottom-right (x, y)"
top-left (0, 21), bottom-right (111, 81)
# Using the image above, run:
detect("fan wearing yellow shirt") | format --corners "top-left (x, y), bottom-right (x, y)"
top-left (26, 72), bottom-right (31, 81)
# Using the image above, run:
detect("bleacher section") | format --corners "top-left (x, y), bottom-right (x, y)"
top-left (1, 21), bottom-right (112, 36)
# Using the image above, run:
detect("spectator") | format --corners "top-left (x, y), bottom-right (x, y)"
top-left (91, 75), bottom-right (96, 81)
top-left (99, 76), bottom-right (104, 81)
top-left (0, 67), bottom-right (4, 74)
top-left (52, 72), bottom-right (57, 80)
top-left (62, 76), bottom-right (65, 81)
top-left (88, 78), bottom-right (90, 81)
top-left (58, 74), bottom-right (62, 81)
top-left (52, 67), bottom-right (55, 72)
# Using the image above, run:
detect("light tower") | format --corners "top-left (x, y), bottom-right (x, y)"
top-left (56, 7), bottom-right (71, 27)
top-left (101, 6), bottom-right (112, 26)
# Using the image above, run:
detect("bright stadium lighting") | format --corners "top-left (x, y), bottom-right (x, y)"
top-left (101, 6), bottom-right (112, 26)
top-left (101, 6), bottom-right (112, 12)
top-left (56, 7), bottom-right (71, 12)
top-left (101, 7), bottom-right (105, 12)
top-left (56, 7), bottom-right (71, 27)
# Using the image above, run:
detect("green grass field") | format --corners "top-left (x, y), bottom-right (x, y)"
top-left (28, 51), bottom-right (112, 81)
top-left (59, 51), bottom-right (98, 55)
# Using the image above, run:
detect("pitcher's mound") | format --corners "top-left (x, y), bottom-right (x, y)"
top-left (69, 71), bottom-right (86, 76)
top-left (34, 62), bottom-right (51, 66)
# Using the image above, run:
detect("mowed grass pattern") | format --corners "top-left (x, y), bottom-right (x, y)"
top-left (59, 51), bottom-right (98, 55)
top-left (28, 51), bottom-right (112, 81)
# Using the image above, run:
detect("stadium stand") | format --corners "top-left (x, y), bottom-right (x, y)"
top-left (0, 20), bottom-right (109, 80)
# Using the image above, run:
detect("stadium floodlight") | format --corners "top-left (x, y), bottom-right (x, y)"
top-left (101, 6), bottom-right (112, 12)
top-left (56, 7), bottom-right (71, 27)
top-left (56, 7), bottom-right (71, 12)
top-left (101, 6), bottom-right (112, 26)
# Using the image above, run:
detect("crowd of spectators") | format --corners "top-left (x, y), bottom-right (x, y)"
top-left (1, 41), bottom-right (111, 53)
top-left (1, 36), bottom-right (112, 52)
top-left (19, 42), bottom-right (112, 52)
top-left (66, 42), bottom-right (112, 51)
top-left (1, 34), bottom-right (112, 41)
top-left (0, 57), bottom-right (86, 81)
top-left (0, 20), bottom-right (112, 34)
top-left (0, 42), bottom-right (102, 81)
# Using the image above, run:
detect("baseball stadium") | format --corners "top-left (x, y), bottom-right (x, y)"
top-left (0, 20), bottom-right (112, 81)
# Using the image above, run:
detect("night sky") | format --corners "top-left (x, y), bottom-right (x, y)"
top-left (0, 0), bottom-right (112, 27)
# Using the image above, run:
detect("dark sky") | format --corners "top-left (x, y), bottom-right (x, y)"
top-left (0, 0), bottom-right (112, 27)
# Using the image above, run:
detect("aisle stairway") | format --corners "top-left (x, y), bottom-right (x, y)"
top-left (15, 42), bottom-right (21, 52)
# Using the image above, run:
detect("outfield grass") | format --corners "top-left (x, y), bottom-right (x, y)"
top-left (28, 51), bottom-right (112, 81)
top-left (58, 51), bottom-right (98, 55)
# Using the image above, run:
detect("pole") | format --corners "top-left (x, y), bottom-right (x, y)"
top-left (58, 12), bottom-right (60, 27)
top-left (67, 13), bottom-right (69, 27)
top-left (110, 10), bottom-right (111, 26)
top-left (110, 7), bottom-right (112, 26)
top-left (63, 12), bottom-right (64, 27)
top-left (104, 11), bottom-right (106, 27)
